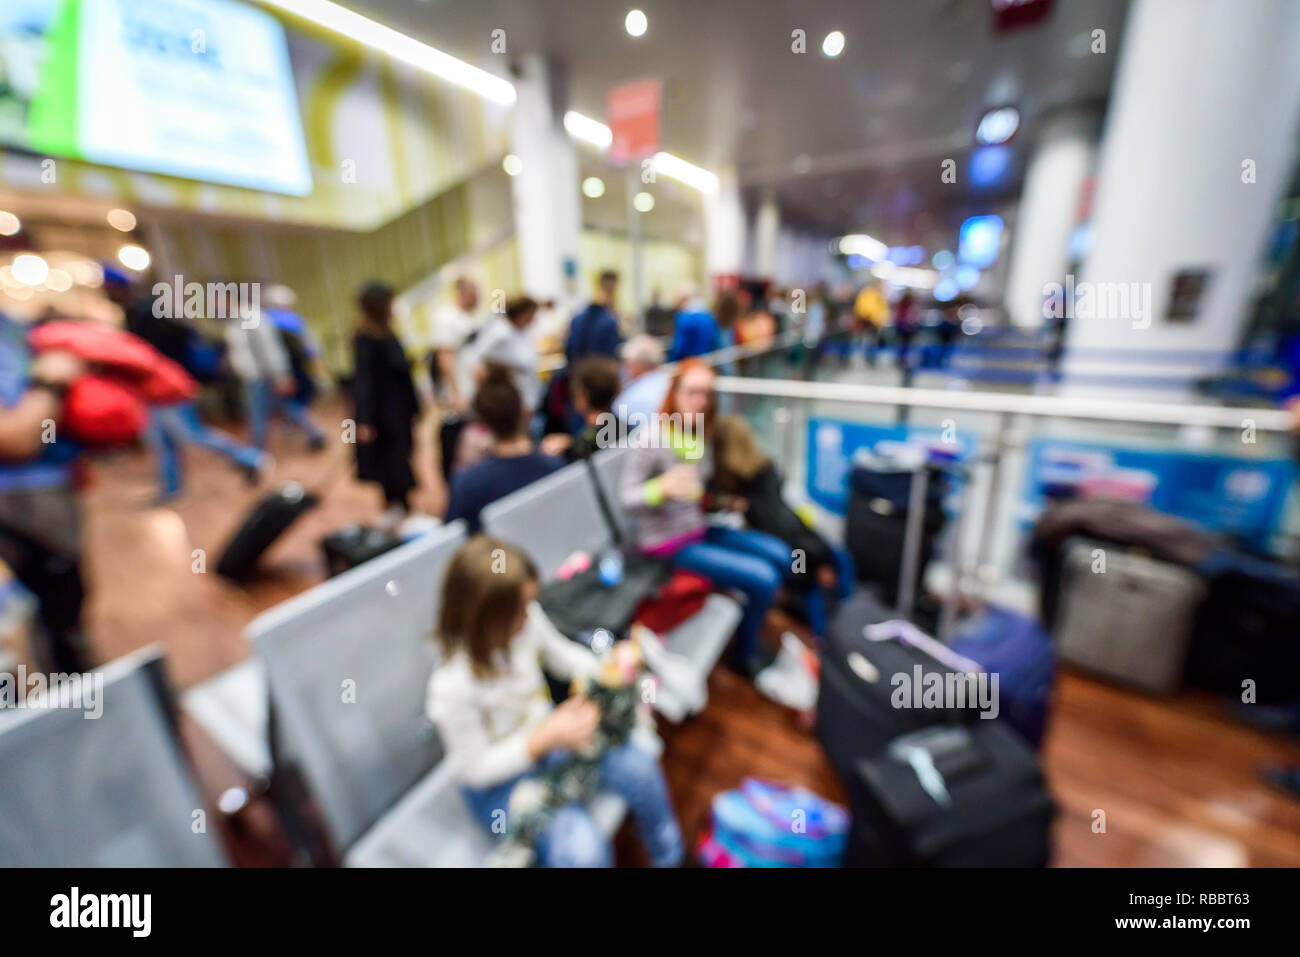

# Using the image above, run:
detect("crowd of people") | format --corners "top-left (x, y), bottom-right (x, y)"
top-left (5, 261), bottom-right (1300, 870)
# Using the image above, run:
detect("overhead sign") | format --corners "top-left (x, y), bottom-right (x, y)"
top-left (606, 77), bottom-right (661, 165)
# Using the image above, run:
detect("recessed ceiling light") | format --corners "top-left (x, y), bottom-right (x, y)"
top-left (502, 154), bottom-right (523, 176)
top-left (0, 211), bottom-right (19, 236)
top-left (107, 208), bottom-right (137, 231)
top-left (12, 254), bottom-right (49, 286)
top-left (822, 31), bottom-right (845, 57)
top-left (582, 177), bottom-right (606, 198)
top-left (625, 10), bottom-right (647, 37)
top-left (975, 106), bottom-right (1020, 146)
top-left (633, 191), bottom-right (655, 213)
top-left (118, 245), bottom-right (151, 271)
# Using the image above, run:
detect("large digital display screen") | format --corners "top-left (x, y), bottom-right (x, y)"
top-left (0, 0), bottom-right (313, 195)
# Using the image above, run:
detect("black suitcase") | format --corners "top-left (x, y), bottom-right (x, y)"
top-left (216, 482), bottom-right (319, 581)
top-left (1186, 557), bottom-right (1300, 703)
top-left (816, 591), bottom-right (975, 778)
top-left (845, 459), bottom-right (946, 606)
top-left (319, 524), bottom-right (404, 578)
top-left (845, 721), bottom-right (1054, 867)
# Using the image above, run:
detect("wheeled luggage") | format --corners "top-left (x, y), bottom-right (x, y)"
top-left (845, 721), bottom-right (1053, 867)
top-left (216, 482), bottom-right (319, 581)
top-left (845, 455), bottom-right (947, 606)
top-left (816, 591), bottom-right (981, 778)
top-left (1186, 551), bottom-right (1300, 704)
top-left (1053, 538), bottom-right (1205, 693)
top-left (319, 524), bottom-right (403, 578)
top-left (947, 606), bottom-right (1055, 748)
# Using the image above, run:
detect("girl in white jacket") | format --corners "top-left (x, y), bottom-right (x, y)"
top-left (425, 536), bottom-right (683, 867)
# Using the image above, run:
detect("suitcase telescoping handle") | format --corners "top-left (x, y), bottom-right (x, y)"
top-left (894, 455), bottom-right (985, 641)
top-left (895, 465), bottom-right (930, 620)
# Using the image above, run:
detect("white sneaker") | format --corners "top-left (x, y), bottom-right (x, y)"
top-left (637, 629), bottom-right (708, 715)
top-left (755, 632), bottom-right (818, 711)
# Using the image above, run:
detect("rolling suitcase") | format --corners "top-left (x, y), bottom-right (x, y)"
top-left (845, 455), bottom-right (946, 606)
top-left (819, 454), bottom-right (978, 778)
top-left (216, 482), bottom-right (319, 581)
top-left (817, 591), bottom-right (980, 779)
top-left (1054, 537), bottom-right (1205, 692)
top-left (947, 606), bottom-right (1055, 748)
top-left (845, 721), bottom-right (1053, 867)
top-left (1186, 552), bottom-right (1300, 703)
top-left (319, 524), bottom-right (403, 578)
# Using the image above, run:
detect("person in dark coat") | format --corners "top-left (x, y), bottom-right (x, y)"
top-left (351, 282), bottom-right (420, 526)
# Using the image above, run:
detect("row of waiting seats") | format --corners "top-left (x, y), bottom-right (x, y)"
top-left (0, 447), bottom-right (742, 867)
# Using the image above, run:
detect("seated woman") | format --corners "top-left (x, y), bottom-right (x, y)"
top-left (618, 359), bottom-right (791, 675)
top-left (712, 414), bottom-right (852, 640)
top-left (426, 536), bottom-right (683, 868)
top-left (444, 367), bottom-right (563, 533)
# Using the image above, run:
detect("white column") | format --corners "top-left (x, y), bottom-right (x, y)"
top-left (1062, 0), bottom-right (1300, 386)
top-left (1003, 110), bottom-right (1097, 329)
top-left (753, 194), bottom-right (781, 280)
top-left (509, 55), bottom-right (581, 304)
top-left (704, 167), bottom-right (744, 284)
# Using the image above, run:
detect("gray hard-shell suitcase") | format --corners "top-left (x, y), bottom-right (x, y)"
top-left (1054, 537), bottom-right (1206, 692)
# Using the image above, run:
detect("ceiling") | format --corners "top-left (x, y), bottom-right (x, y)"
top-left (345, 0), bottom-right (1129, 240)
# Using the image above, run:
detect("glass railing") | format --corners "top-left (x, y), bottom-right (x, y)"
top-left (713, 342), bottom-right (1298, 614)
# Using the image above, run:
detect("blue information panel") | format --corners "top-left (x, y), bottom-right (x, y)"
top-left (806, 418), bottom-right (978, 514)
top-left (1018, 439), bottom-right (1297, 547)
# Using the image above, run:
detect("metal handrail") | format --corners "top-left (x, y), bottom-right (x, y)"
top-left (713, 374), bottom-right (1295, 432)
top-left (535, 329), bottom-right (804, 377)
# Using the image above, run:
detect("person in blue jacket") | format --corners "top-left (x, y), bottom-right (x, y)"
top-left (565, 270), bottom-right (622, 364)
top-left (667, 283), bottom-right (721, 362)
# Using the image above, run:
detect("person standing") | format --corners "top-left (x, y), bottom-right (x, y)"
top-left (893, 290), bottom-right (920, 371)
top-left (106, 269), bottom-right (265, 500)
top-left (463, 296), bottom-right (541, 412)
top-left (667, 282), bottom-right (721, 361)
top-left (352, 282), bottom-right (421, 528)
top-left (264, 285), bottom-right (325, 410)
top-left (0, 312), bottom-right (91, 673)
top-left (565, 270), bottom-right (622, 364)
top-left (223, 287), bottom-right (325, 452)
top-left (430, 277), bottom-right (482, 412)
top-left (852, 282), bottom-right (890, 366)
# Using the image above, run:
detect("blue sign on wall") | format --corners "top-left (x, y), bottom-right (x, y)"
top-left (1019, 439), bottom-right (1297, 547)
top-left (806, 418), bottom-right (978, 515)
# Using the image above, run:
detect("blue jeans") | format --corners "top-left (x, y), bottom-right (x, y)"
top-left (149, 402), bottom-right (262, 499)
top-left (803, 546), bottom-right (856, 643)
top-left (462, 744), bottom-right (683, 867)
top-left (245, 379), bottom-right (324, 449)
top-left (673, 525), bottom-right (791, 667)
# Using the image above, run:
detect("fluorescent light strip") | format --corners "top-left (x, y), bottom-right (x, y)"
top-left (837, 233), bottom-right (889, 260)
top-left (262, 0), bottom-right (515, 104)
top-left (562, 112), bottom-right (718, 192)
top-left (651, 151), bottom-right (719, 193)
top-left (563, 111), bottom-right (613, 148)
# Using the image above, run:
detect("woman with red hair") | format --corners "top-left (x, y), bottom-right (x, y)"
top-left (618, 360), bottom-right (790, 675)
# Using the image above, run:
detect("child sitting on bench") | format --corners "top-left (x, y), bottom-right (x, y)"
top-left (425, 536), bottom-right (684, 867)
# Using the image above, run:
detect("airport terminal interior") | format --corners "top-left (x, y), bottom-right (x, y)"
top-left (2, 0), bottom-right (1300, 870)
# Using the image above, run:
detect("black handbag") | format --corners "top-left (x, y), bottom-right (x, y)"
top-left (537, 457), bottom-right (670, 639)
